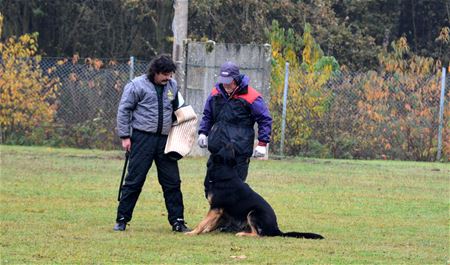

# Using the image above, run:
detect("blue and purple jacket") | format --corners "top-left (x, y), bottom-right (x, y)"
top-left (198, 75), bottom-right (272, 157)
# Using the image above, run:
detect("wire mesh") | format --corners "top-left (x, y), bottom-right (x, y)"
top-left (2, 57), bottom-right (448, 160)
top-left (40, 57), bottom-right (149, 149)
top-left (270, 69), bottom-right (449, 161)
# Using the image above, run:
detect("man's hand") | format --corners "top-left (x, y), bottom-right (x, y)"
top-left (197, 134), bottom-right (208, 148)
top-left (253, 145), bottom-right (266, 158)
top-left (122, 138), bottom-right (131, 152)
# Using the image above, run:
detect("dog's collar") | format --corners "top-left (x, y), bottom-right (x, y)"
top-left (208, 176), bottom-right (236, 183)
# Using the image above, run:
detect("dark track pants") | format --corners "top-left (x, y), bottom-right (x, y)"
top-left (116, 130), bottom-right (184, 225)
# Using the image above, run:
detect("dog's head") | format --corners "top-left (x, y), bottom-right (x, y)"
top-left (209, 144), bottom-right (240, 181)
top-left (212, 144), bottom-right (237, 167)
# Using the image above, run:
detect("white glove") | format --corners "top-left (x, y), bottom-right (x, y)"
top-left (253, 145), bottom-right (266, 158)
top-left (197, 134), bottom-right (208, 148)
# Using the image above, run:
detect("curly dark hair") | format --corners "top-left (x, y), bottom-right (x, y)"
top-left (147, 54), bottom-right (177, 82)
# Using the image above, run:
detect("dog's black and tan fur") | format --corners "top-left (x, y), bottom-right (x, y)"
top-left (186, 145), bottom-right (324, 239)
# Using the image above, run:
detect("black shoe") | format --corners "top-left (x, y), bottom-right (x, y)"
top-left (172, 218), bottom-right (190, 232)
top-left (113, 221), bottom-right (127, 231)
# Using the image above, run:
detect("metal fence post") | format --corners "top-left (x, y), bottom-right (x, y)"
top-left (280, 62), bottom-right (289, 156)
top-left (436, 67), bottom-right (446, 161)
top-left (129, 56), bottom-right (135, 80)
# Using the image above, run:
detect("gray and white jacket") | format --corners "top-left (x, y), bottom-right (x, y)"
top-left (116, 74), bottom-right (178, 138)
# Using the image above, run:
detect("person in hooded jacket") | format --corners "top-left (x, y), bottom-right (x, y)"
top-left (198, 61), bottom-right (272, 191)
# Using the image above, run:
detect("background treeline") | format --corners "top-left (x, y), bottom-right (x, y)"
top-left (1, 0), bottom-right (449, 161)
top-left (1, 0), bottom-right (449, 71)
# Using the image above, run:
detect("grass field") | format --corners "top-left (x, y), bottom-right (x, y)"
top-left (0, 145), bottom-right (448, 264)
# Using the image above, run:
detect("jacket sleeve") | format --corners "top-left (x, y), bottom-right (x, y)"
top-left (198, 94), bottom-right (214, 136)
top-left (117, 82), bottom-right (138, 138)
top-left (251, 96), bottom-right (272, 143)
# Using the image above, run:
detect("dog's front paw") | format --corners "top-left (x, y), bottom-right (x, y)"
top-left (184, 231), bottom-right (197, 236)
top-left (235, 231), bottom-right (258, 237)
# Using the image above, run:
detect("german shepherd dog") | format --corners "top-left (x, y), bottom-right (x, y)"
top-left (185, 144), bottom-right (324, 239)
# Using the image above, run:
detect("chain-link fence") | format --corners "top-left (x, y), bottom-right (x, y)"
top-left (1, 57), bottom-right (150, 149)
top-left (2, 57), bottom-right (448, 161)
top-left (270, 67), bottom-right (449, 161)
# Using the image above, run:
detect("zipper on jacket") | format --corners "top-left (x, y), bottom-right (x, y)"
top-left (155, 85), bottom-right (163, 135)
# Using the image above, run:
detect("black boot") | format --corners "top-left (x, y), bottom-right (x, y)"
top-left (172, 218), bottom-right (190, 232)
top-left (113, 221), bottom-right (127, 231)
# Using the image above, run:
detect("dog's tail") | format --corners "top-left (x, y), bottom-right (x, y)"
top-left (281, 232), bottom-right (324, 239)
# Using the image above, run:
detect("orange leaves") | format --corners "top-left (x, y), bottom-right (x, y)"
top-left (366, 89), bottom-right (388, 101)
top-left (72, 54), bottom-right (80, 64)
top-left (93, 59), bottom-right (103, 70)
top-left (0, 22), bottom-right (59, 133)
top-left (326, 35), bottom-right (446, 160)
top-left (47, 66), bottom-right (57, 75)
top-left (108, 60), bottom-right (118, 66)
top-left (85, 58), bottom-right (104, 70)
top-left (436, 26), bottom-right (450, 44)
top-left (382, 36), bottom-right (438, 76)
top-left (354, 54), bottom-right (443, 160)
top-left (404, 103), bottom-right (412, 111)
top-left (385, 143), bottom-right (392, 150)
top-left (57, 58), bottom-right (68, 65)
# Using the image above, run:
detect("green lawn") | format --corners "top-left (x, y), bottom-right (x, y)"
top-left (0, 145), bottom-right (448, 264)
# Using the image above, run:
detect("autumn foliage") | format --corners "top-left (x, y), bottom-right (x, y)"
top-left (269, 19), bottom-right (449, 161)
top-left (0, 13), bottom-right (60, 142)
top-left (354, 37), bottom-right (447, 160)
top-left (269, 21), bottom-right (338, 155)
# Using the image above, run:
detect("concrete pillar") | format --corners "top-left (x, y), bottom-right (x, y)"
top-left (172, 0), bottom-right (189, 93)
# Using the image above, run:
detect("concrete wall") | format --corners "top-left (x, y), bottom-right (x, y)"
top-left (181, 41), bottom-right (272, 156)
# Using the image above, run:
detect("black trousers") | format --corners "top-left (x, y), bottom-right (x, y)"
top-left (116, 130), bottom-right (184, 225)
top-left (204, 155), bottom-right (250, 196)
